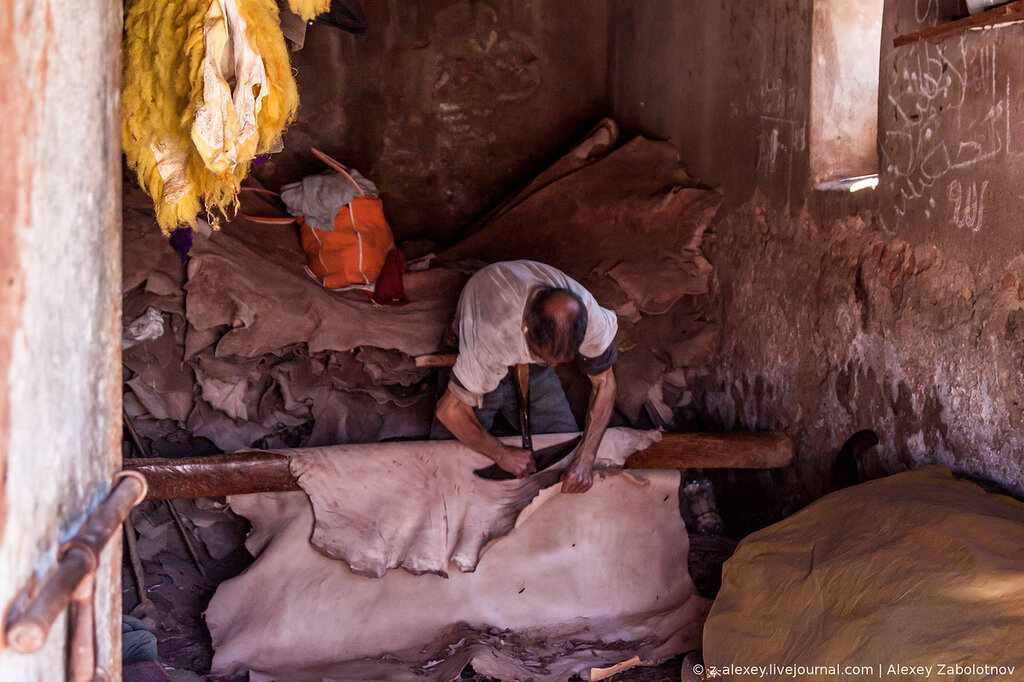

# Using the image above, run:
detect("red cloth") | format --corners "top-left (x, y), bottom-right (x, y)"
top-left (371, 248), bottom-right (409, 306)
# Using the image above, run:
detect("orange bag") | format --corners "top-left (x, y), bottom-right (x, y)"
top-left (241, 148), bottom-right (395, 290)
top-left (298, 148), bottom-right (395, 289)
top-left (298, 195), bottom-right (395, 289)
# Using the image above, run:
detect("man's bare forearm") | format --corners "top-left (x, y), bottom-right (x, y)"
top-left (579, 368), bottom-right (616, 462)
top-left (436, 390), bottom-right (535, 477)
top-left (560, 368), bottom-right (615, 493)
top-left (437, 390), bottom-right (506, 460)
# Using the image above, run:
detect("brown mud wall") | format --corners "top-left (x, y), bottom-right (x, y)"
top-left (611, 0), bottom-right (1024, 502)
top-left (250, 0), bottom-right (1024, 503)
top-left (253, 0), bottom-right (608, 245)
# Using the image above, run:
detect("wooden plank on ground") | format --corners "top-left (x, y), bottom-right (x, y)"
top-left (414, 353), bottom-right (457, 367)
top-left (893, 1), bottom-right (1024, 47)
top-left (624, 432), bottom-right (793, 470)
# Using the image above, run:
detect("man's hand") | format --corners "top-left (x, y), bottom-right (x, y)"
top-left (561, 451), bottom-right (595, 493)
top-left (438, 390), bottom-right (537, 477)
top-left (495, 445), bottom-right (536, 478)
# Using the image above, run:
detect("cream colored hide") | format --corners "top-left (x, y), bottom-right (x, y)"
top-left (206, 429), bottom-right (710, 681)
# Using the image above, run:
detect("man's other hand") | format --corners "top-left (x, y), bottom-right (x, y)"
top-left (495, 445), bottom-right (537, 478)
top-left (561, 456), bottom-right (594, 494)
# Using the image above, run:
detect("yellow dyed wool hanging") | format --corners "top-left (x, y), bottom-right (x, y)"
top-left (122, 0), bottom-right (299, 236)
top-left (286, 0), bottom-right (331, 22)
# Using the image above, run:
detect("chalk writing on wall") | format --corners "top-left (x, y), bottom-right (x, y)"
top-left (947, 179), bottom-right (990, 232)
top-left (916, 0), bottom-right (941, 25)
top-left (883, 36), bottom-right (1019, 233)
top-left (752, 78), bottom-right (806, 207)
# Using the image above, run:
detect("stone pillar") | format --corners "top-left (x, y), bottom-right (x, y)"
top-left (0, 1), bottom-right (123, 679)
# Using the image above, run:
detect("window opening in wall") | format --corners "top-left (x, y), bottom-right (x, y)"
top-left (815, 174), bottom-right (879, 192)
top-left (810, 0), bottom-right (884, 191)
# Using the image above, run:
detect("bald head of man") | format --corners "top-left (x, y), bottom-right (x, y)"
top-left (523, 287), bottom-right (589, 366)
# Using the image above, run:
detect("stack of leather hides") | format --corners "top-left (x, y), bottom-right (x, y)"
top-left (123, 118), bottom-right (721, 459)
top-left (120, 120), bottom-right (722, 673)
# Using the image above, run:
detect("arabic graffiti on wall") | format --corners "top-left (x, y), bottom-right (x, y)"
top-left (883, 34), bottom-right (1023, 233)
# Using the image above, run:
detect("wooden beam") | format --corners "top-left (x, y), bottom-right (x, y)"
top-left (894, 1), bottom-right (1024, 47)
top-left (124, 432), bottom-right (793, 500)
top-left (414, 353), bottom-right (457, 367)
top-left (124, 451), bottom-right (299, 500)
top-left (624, 432), bottom-right (793, 470)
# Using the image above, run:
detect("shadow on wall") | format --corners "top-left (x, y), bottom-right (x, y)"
top-left (252, 0), bottom-right (610, 245)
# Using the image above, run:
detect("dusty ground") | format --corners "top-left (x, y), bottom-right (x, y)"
top-left (461, 656), bottom-right (689, 682)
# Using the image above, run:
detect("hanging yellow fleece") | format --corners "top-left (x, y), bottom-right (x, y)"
top-left (286, 0), bottom-right (331, 22)
top-left (122, 0), bottom-right (299, 236)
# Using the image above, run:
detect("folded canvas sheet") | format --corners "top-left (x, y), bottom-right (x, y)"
top-left (207, 428), bottom-right (710, 681)
top-left (704, 466), bottom-right (1024, 681)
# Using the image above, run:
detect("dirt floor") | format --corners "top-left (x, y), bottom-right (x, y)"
top-left (463, 656), bottom-right (689, 682)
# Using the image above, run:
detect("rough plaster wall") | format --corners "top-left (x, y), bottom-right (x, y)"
top-left (611, 0), bottom-right (1024, 503)
top-left (0, 1), bottom-right (122, 679)
top-left (610, 0), bottom-right (810, 211)
top-left (873, 0), bottom-right (1024, 487)
top-left (253, 0), bottom-right (609, 245)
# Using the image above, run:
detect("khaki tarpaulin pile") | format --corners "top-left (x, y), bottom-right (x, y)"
top-left (206, 429), bottom-right (711, 681)
top-left (703, 466), bottom-right (1024, 681)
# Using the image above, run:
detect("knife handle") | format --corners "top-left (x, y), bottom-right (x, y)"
top-left (512, 364), bottom-right (533, 451)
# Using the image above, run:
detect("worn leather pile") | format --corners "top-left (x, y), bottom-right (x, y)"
top-left (120, 119), bottom-right (721, 675)
top-left (123, 183), bottom-right (464, 456)
top-left (123, 119), bottom-right (720, 456)
top-left (122, 182), bottom-right (466, 669)
top-left (440, 119), bottom-right (722, 424)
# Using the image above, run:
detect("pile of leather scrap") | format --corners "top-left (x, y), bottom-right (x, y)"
top-left (124, 496), bottom-right (252, 671)
top-left (123, 180), bottom-right (465, 670)
top-left (123, 181), bottom-right (465, 456)
top-left (440, 118), bottom-right (722, 425)
top-left (120, 119), bottom-right (722, 676)
top-left (123, 118), bottom-right (720, 454)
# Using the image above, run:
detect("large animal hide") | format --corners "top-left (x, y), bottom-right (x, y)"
top-left (206, 429), bottom-right (710, 681)
top-left (288, 428), bottom-right (659, 577)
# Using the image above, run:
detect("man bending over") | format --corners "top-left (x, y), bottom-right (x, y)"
top-left (435, 260), bottom-right (617, 493)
